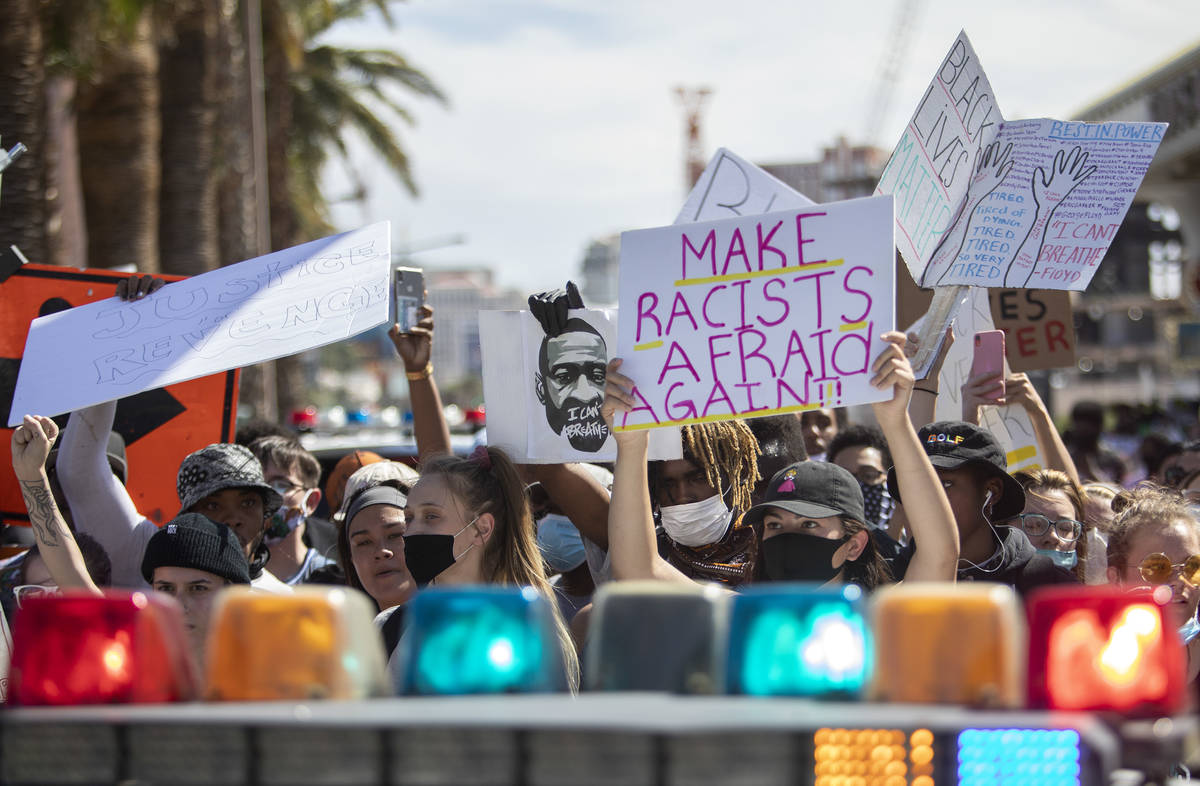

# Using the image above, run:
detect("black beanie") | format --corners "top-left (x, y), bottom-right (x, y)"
top-left (141, 513), bottom-right (251, 585)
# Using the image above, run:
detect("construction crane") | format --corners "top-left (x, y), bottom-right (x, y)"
top-left (674, 86), bottom-right (712, 192)
top-left (863, 0), bottom-right (923, 147)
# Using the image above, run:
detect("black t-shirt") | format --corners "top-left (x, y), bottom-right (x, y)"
top-left (890, 525), bottom-right (1078, 595)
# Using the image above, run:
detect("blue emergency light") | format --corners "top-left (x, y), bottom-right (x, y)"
top-left (726, 584), bottom-right (871, 697)
top-left (396, 586), bottom-right (567, 695)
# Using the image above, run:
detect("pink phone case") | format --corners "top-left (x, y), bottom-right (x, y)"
top-left (972, 330), bottom-right (1006, 397)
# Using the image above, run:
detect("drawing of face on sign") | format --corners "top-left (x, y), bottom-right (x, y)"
top-left (535, 318), bottom-right (608, 452)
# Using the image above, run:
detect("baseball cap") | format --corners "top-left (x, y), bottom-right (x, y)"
top-left (886, 421), bottom-right (1025, 520)
top-left (744, 461), bottom-right (866, 526)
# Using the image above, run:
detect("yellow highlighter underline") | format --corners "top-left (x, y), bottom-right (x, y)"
top-left (673, 258), bottom-right (845, 287)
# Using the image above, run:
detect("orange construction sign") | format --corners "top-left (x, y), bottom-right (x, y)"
top-left (1, 265), bottom-right (238, 526)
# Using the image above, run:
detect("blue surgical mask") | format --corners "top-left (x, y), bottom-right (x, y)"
top-left (1180, 614), bottom-right (1200, 645)
top-left (537, 514), bottom-right (587, 574)
top-left (1037, 548), bottom-right (1078, 570)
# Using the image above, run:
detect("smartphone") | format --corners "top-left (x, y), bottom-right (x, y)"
top-left (972, 329), bottom-right (1006, 399)
top-left (393, 267), bottom-right (424, 332)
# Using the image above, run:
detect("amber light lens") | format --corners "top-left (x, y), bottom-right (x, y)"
top-left (813, 727), bottom-right (936, 786)
top-left (205, 586), bottom-right (389, 701)
top-left (869, 583), bottom-right (1024, 707)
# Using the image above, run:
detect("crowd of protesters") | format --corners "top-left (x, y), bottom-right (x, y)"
top-left (3, 276), bottom-right (1200, 697)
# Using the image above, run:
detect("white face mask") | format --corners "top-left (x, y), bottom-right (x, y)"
top-left (659, 493), bottom-right (732, 547)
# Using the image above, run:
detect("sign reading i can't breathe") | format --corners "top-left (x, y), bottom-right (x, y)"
top-left (614, 195), bottom-right (895, 431)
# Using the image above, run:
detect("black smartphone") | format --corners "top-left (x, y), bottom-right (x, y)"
top-left (393, 267), bottom-right (424, 332)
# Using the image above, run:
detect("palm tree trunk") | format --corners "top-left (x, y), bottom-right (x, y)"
top-left (158, 0), bottom-right (220, 276)
top-left (0, 0), bottom-right (47, 264)
top-left (76, 10), bottom-right (161, 272)
top-left (213, 0), bottom-right (257, 269)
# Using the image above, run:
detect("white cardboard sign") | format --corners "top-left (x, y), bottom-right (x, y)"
top-left (8, 223), bottom-right (391, 425)
top-left (480, 308), bottom-right (682, 462)
top-left (877, 30), bottom-right (1165, 291)
top-left (675, 148), bottom-right (814, 224)
top-left (615, 195), bottom-right (896, 431)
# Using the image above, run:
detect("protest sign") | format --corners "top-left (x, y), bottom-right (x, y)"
top-left (878, 31), bottom-right (1165, 292)
top-left (929, 287), bottom-right (1044, 474)
top-left (0, 265), bottom-right (238, 527)
top-left (675, 148), bottom-right (814, 224)
top-left (7, 222), bottom-right (389, 426)
top-left (480, 308), bottom-right (681, 462)
top-left (988, 288), bottom-right (1076, 372)
top-left (616, 195), bottom-right (895, 431)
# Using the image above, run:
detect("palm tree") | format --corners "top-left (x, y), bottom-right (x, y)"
top-left (260, 0), bottom-right (446, 418)
top-left (268, 0), bottom-right (447, 243)
top-left (0, 0), bottom-right (47, 265)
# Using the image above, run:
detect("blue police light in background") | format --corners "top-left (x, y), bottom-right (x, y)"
top-left (958, 728), bottom-right (1081, 786)
top-left (397, 586), bottom-right (567, 695)
top-left (727, 584), bottom-right (871, 697)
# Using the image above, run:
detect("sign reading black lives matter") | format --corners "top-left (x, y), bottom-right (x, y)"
top-left (480, 308), bottom-right (681, 463)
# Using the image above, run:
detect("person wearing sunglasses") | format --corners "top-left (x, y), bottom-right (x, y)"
top-left (1011, 469), bottom-right (1089, 582)
top-left (1105, 486), bottom-right (1200, 682)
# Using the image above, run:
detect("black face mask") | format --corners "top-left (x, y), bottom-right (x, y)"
top-left (402, 534), bottom-right (458, 587)
top-left (761, 532), bottom-right (846, 583)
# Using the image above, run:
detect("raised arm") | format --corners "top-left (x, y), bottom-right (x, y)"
top-left (12, 416), bottom-right (102, 595)
top-left (390, 304), bottom-right (452, 462)
top-left (56, 400), bottom-right (157, 587)
top-left (906, 325), bottom-right (955, 432)
top-left (872, 333), bottom-right (959, 582)
top-left (1005, 373), bottom-right (1079, 483)
top-left (522, 462), bottom-right (611, 550)
top-left (601, 359), bottom-right (691, 584)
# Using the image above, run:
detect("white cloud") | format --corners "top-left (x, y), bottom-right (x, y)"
top-left (324, 0), bottom-right (1200, 293)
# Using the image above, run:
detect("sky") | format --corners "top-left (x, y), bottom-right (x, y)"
top-left (323, 0), bottom-right (1200, 296)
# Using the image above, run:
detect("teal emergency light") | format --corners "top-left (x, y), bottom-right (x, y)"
top-left (396, 586), bottom-right (567, 695)
top-left (726, 584), bottom-right (871, 697)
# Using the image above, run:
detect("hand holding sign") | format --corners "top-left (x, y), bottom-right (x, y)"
top-left (600, 358), bottom-right (644, 449)
top-left (869, 332), bottom-right (917, 427)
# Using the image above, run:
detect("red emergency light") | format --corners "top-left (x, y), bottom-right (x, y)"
top-left (1026, 585), bottom-right (1188, 716)
top-left (8, 591), bottom-right (197, 706)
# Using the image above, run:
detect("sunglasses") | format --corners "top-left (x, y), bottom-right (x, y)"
top-left (1138, 553), bottom-right (1200, 586)
top-left (1012, 513), bottom-right (1082, 542)
top-left (13, 584), bottom-right (61, 609)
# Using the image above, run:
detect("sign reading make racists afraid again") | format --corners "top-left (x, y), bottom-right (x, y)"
top-left (615, 195), bottom-right (895, 431)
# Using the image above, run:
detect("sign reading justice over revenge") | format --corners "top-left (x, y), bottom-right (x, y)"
top-left (615, 196), bottom-right (895, 431)
top-left (8, 222), bottom-right (391, 424)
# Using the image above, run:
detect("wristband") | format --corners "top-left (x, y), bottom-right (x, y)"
top-left (914, 386), bottom-right (938, 395)
top-left (406, 362), bottom-right (433, 381)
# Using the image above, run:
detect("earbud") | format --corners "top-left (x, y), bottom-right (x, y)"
top-left (984, 490), bottom-right (993, 506)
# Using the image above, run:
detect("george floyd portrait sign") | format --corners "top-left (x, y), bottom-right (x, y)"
top-left (480, 308), bottom-right (681, 463)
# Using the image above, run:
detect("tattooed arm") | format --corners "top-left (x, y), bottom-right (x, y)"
top-left (11, 415), bottom-right (101, 594)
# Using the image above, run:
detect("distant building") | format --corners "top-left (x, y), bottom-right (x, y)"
top-left (580, 235), bottom-right (620, 307)
top-left (425, 268), bottom-right (526, 385)
top-left (763, 136), bottom-right (887, 202)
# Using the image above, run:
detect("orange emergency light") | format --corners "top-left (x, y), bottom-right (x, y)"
top-left (870, 583), bottom-right (1025, 708)
top-left (1026, 584), bottom-right (1188, 716)
top-left (205, 586), bottom-right (390, 701)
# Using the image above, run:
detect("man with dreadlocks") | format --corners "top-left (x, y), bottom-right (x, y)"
top-left (647, 420), bottom-right (762, 586)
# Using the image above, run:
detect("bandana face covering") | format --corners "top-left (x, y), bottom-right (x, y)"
top-left (859, 482), bottom-right (895, 529)
top-left (263, 507), bottom-right (304, 546)
top-left (659, 494), bottom-right (732, 547)
top-left (403, 521), bottom-right (476, 587)
top-left (761, 532), bottom-right (846, 583)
